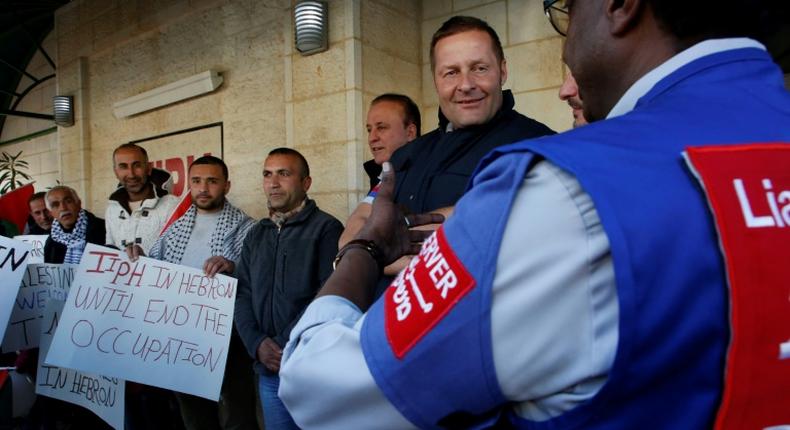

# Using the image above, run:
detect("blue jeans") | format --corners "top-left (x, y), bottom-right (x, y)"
top-left (258, 372), bottom-right (299, 430)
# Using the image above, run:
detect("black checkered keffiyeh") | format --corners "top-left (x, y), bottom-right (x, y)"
top-left (151, 201), bottom-right (252, 265)
top-left (50, 209), bottom-right (89, 264)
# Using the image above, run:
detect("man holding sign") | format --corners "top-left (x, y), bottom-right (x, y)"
top-left (131, 156), bottom-right (257, 430)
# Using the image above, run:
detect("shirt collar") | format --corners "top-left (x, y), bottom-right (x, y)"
top-left (269, 198), bottom-right (307, 227)
top-left (607, 38), bottom-right (766, 119)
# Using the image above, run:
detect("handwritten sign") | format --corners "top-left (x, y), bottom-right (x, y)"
top-left (14, 235), bottom-right (47, 263)
top-left (37, 299), bottom-right (125, 429)
top-left (0, 236), bottom-right (32, 336)
top-left (45, 244), bottom-right (236, 400)
top-left (2, 264), bottom-right (75, 351)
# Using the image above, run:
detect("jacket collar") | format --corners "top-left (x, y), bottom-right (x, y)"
top-left (608, 38), bottom-right (765, 119)
top-left (109, 182), bottom-right (169, 214)
top-left (263, 199), bottom-right (317, 228)
top-left (109, 171), bottom-right (170, 214)
top-left (363, 159), bottom-right (382, 182)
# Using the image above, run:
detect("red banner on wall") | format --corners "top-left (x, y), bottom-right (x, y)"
top-left (685, 143), bottom-right (790, 430)
top-left (151, 153), bottom-right (211, 197)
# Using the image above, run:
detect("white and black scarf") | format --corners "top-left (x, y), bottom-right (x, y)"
top-left (156, 201), bottom-right (249, 264)
top-left (50, 209), bottom-right (88, 264)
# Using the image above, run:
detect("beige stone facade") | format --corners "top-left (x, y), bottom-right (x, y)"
top-left (1, 0), bottom-right (571, 221)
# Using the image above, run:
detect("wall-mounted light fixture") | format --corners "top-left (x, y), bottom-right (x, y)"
top-left (53, 95), bottom-right (74, 127)
top-left (294, 1), bottom-right (328, 56)
top-left (113, 70), bottom-right (223, 118)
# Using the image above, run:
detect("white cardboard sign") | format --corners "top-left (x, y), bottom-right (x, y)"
top-left (14, 235), bottom-right (47, 263)
top-left (2, 264), bottom-right (75, 351)
top-left (45, 244), bottom-right (236, 400)
top-left (0, 236), bottom-right (33, 335)
top-left (37, 299), bottom-right (125, 429)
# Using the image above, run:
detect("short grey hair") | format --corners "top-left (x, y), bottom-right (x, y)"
top-left (45, 186), bottom-right (81, 210)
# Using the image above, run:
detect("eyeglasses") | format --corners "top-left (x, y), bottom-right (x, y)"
top-left (543, 0), bottom-right (569, 36)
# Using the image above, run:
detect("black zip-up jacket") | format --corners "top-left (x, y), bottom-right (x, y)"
top-left (234, 199), bottom-right (342, 374)
top-left (389, 90), bottom-right (555, 214)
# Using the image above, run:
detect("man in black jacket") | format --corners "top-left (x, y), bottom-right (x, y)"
top-left (43, 186), bottom-right (105, 264)
top-left (345, 16), bottom-right (555, 289)
top-left (234, 148), bottom-right (342, 430)
top-left (23, 191), bottom-right (53, 234)
top-left (390, 16), bottom-right (554, 215)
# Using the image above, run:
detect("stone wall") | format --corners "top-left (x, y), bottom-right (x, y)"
top-left (9, 0), bottom-right (570, 221)
top-left (56, 0), bottom-right (293, 219)
top-left (421, 0), bottom-right (570, 133)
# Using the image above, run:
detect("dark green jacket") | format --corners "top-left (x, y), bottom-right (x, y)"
top-left (234, 199), bottom-right (342, 374)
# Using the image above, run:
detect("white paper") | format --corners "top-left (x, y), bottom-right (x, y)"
top-left (13, 235), bottom-right (48, 263)
top-left (36, 299), bottom-right (125, 429)
top-left (46, 244), bottom-right (236, 400)
top-left (0, 236), bottom-right (33, 335)
top-left (2, 264), bottom-right (75, 351)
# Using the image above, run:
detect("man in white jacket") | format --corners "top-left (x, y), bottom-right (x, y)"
top-left (105, 143), bottom-right (179, 253)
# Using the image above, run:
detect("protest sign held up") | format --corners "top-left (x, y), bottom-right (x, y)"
top-left (37, 298), bottom-right (125, 429)
top-left (2, 264), bottom-right (75, 352)
top-left (14, 235), bottom-right (47, 263)
top-left (0, 236), bottom-right (33, 335)
top-left (46, 244), bottom-right (237, 400)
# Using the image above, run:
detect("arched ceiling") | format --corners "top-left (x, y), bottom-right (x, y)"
top-left (0, 0), bottom-right (69, 137)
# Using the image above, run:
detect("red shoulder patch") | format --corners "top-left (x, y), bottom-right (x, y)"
top-left (384, 227), bottom-right (476, 359)
top-left (685, 143), bottom-right (790, 430)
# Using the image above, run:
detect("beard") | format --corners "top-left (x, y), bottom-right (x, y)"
top-left (193, 194), bottom-right (224, 211)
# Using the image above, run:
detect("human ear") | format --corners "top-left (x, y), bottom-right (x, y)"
top-left (607, 0), bottom-right (643, 36)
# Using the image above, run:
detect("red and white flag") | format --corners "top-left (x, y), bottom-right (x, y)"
top-left (159, 191), bottom-right (192, 235)
top-left (0, 183), bottom-right (34, 233)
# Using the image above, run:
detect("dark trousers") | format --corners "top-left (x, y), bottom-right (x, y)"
top-left (175, 332), bottom-right (258, 430)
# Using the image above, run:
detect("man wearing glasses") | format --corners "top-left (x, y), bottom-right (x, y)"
top-left (279, 1), bottom-right (790, 428)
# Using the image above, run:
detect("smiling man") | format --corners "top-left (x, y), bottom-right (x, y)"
top-left (279, 0), bottom-right (790, 428)
top-left (43, 186), bottom-right (105, 264)
top-left (105, 143), bottom-right (180, 254)
top-left (388, 16), bottom-right (553, 215)
top-left (234, 148), bottom-right (342, 430)
top-left (105, 143), bottom-right (182, 430)
top-left (339, 94), bottom-right (420, 248)
top-left (348, 16), bottom-right (555, 292)
top-left (364, 94), bottom-right (420, 190)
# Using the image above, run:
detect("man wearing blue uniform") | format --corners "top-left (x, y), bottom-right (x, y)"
top-left (280, 0), bottom-right (790, 428)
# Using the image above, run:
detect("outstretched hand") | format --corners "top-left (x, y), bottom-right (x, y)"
top-left (356, 162), bottom-right (444, 265)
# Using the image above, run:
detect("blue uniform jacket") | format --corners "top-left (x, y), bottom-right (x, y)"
top-left (361, 46), bottom-right (790, 428)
